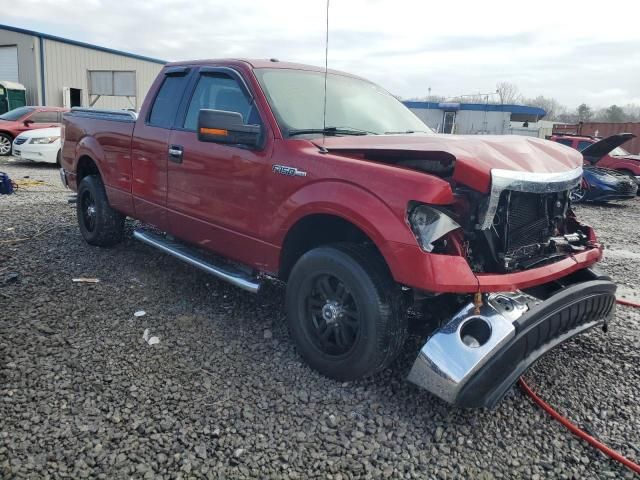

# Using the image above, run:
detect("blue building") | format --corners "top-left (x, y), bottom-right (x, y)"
top-left (404, 101), bottom-right (546, 135)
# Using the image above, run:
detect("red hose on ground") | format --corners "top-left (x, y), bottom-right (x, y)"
top-left (519, 297), bottom-right (640, 475)
top-left (615, 298), bottom-right (640, 308)
top-left (519, 378), bottom-right (640, 474)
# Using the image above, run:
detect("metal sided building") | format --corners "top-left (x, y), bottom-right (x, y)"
top-left (0, 24), bottom-right (166, 110)
top-left (404, 101), bottom-right (546, 136)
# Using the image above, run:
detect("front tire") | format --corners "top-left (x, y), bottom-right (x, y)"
top-left (286, 244), bottom-right (406, 381)
top-left (0, 133), bottom-right (12, 156)
top-left (76, 175), bottom-right (125, 246)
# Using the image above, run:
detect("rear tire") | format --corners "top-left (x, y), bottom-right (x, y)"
top-left (286, 243), bottom-right (407, 381)
top-left (76, 175), bottom-right (125, 246)
top-left (0, 133), bottom-right (12, 156)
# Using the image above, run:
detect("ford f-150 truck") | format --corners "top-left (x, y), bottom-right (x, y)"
top-left (61, 59), bottom-right (616, 408)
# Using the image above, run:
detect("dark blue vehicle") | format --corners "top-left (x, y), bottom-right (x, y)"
top-left (570, 167), bottom-right (638, 203)
top-left (570, 134), bottom-right (639, 203)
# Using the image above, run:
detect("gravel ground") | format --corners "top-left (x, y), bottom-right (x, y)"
top-left (1, 157), bottom-right (638, 479)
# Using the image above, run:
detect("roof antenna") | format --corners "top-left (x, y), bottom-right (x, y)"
top-left (321, 0), bottom-right (330, 151)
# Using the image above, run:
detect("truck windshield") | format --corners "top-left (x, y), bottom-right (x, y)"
top-left (0, 106), bottom-right (35, 121)
top-left (254, 68), bottom-right (431, 136)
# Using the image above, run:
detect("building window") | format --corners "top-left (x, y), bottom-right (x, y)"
top-left (88, 70), bottom-right (137, 107)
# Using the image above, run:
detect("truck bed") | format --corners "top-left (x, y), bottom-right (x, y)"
top-left (62, 108), bottom-right (137, 204)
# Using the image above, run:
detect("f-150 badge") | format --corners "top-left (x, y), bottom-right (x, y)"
top-left (272, 165), bottom-right (307, 177)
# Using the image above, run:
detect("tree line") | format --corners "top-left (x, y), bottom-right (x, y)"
top-left (408, 82), bottom-right (640, 123)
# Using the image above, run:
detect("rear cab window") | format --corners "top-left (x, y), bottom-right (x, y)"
top-left (148, 70), bottom-right (191, 128)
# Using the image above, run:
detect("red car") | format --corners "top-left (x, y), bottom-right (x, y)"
top-left (61, 59), bottom-right (616, 408)
top-left (550, 133), bottom-right (640, 183)
top-left (0, 106), bottom-right (68, 156)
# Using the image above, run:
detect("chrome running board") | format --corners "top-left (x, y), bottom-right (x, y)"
top-left (133, 229), bottom-right (260, 293)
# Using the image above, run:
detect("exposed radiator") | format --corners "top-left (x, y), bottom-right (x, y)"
top-left (505, 192), bottom-right (549, 252)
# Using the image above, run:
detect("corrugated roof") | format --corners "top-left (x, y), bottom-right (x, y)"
top-left (0, 23), bottom-right (166, 65)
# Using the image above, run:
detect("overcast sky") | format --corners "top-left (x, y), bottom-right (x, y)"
top-left (4, 0), bottom-right (640, 108)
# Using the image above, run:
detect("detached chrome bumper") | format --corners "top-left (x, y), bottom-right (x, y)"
top-left (408, 270), bottom-right (616, 408)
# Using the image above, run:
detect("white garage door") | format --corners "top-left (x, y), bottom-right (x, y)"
top-left (0, 46), bottom-right (19, 82)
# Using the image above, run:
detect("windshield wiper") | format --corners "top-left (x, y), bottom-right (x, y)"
top-left (288, 127), bottom-right (377, 137)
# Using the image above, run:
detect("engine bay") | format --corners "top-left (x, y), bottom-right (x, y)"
top-left (455, 189), bottom-right (593, 273)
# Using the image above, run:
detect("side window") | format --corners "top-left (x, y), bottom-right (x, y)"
top-left (183, 74), bottom-right (255, 131)
top-left (555, 139), bottom-right (574, 148)
top-left (148, 73), bottom-right (189, 128)
top-left (577, 141), bottom-right (592, 151)
top-left (30, 111), bottom-right (60, 123)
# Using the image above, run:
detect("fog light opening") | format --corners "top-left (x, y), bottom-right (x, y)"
top-left (460, 317), bottom-right (492, 348)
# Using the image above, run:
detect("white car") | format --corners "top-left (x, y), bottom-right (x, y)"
top-left (12, 127), bottom-right (62, 165)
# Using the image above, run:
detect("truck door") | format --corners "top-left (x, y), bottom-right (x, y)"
top-left (131, 67), bottom-right (191, 230)
top-left (166, 67), bottom-right (273, 268)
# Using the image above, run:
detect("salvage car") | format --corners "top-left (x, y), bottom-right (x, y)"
top-left (12, 127), bottom-right (62, 165)
top-left (0, 106), bottom-right (67, 156)
top-left (60, 59), bottom-right (616, 408)
top-left (564, 134), bottom-right (639, 202)
top-left (551, 132), bottom-right (640, 184)
top-left (570, 168), bottom-right (638, 203)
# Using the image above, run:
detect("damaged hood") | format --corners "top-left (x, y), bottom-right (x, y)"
top-left (320, 134), bottom-right (583, 193)
top-left (580, 133), bottom-right (637, 164)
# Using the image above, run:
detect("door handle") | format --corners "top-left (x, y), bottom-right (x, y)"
top-left (168, 144), bottom-right (183, 163)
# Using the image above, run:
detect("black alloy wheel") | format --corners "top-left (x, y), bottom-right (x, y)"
top-left (76, 175), bottom-right (125, 246)
top-left (306, 273), bottom-right (361, 356)
top-left (286, 244), bottom-right (407, 381)
top-left (80, 189), bottom-right (97, 233)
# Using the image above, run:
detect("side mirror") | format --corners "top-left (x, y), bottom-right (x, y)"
top-left (197, 109), bottom-right (261, 148)
top-left (23, 119), bottom-right (34, 126)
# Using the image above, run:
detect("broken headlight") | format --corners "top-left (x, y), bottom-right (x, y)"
top-left (408, 203), bottom-right (461, 252)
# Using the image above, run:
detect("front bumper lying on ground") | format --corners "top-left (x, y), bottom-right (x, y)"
top-left (408, 269), bottom-right (616, 408)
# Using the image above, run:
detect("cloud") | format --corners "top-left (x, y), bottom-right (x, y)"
top-left (586, 88), bottom-right (628, 99)
top-left (1, 0), bottom-right (639, 108)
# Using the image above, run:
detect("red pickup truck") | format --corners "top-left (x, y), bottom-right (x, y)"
top-left (61, 59), bottom-right (616, 408)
